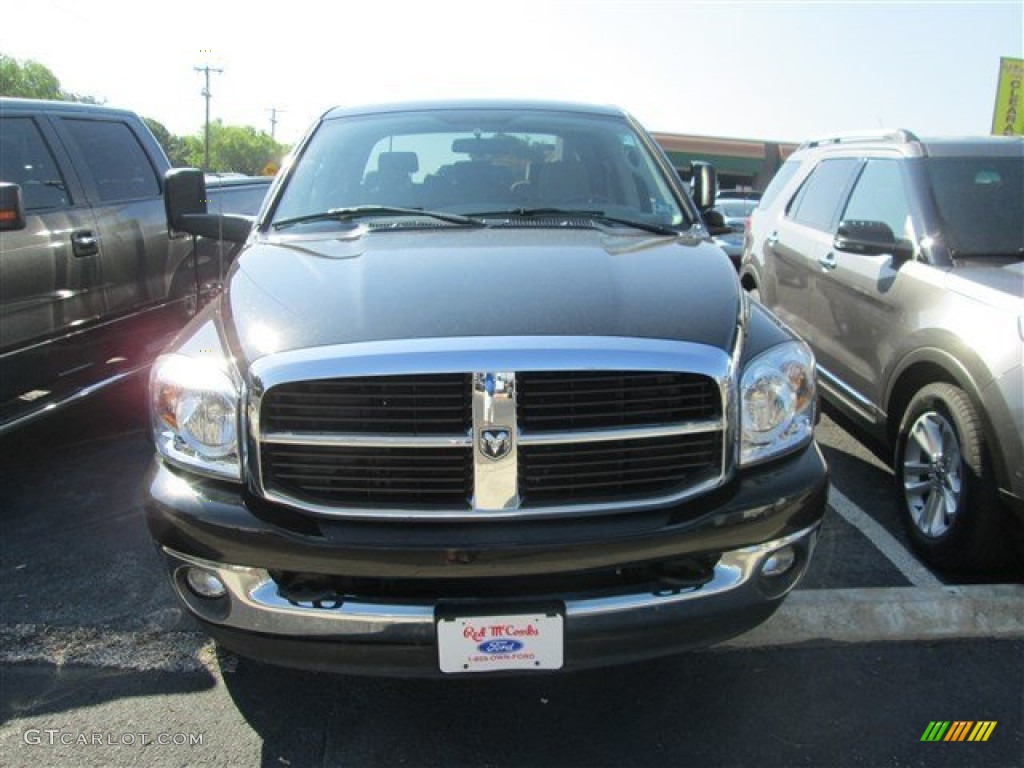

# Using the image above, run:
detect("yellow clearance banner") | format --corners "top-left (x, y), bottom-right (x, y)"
top-left (991, 57), bottom-right (1024, 135)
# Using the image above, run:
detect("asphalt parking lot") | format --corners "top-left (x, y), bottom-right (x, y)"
top-left (1, 373), bottom-right (1022, 766)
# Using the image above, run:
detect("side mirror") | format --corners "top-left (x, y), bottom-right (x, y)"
top-left (164, 168), bottom-right (252, 243)
top-left (690, 161), bottom-right (718, 211)
top-left (703, 208), bottom-right (730, 235)
top-left (835, 219), bottom-right (914, 264)
top-left (0, 183), bottom-right (26, 231)
top-left (165, 167), bottom-right (207, 229)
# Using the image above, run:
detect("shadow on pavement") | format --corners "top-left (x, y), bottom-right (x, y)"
top-left (218, 640), bottom-right (1024, 768)
top-left (0, 663), bottom-right (217, 726)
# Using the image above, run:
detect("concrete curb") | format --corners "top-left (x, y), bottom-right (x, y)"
top-left (725, 585), bottom-right (1024, 648)
top-left (2, 586), bottom-right (1022, 673)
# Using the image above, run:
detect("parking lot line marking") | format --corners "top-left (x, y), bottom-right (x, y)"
top-left (828, 487), bottom-right (943, 588)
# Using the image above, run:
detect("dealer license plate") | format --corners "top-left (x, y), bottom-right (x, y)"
top-left (437, 611), bottom-right (564, 674)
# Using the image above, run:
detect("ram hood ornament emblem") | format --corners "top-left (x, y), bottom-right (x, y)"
top-left (479, 428), bottom-right (512, 461)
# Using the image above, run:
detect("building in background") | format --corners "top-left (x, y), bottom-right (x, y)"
top-left (651, 132), bottom-right (798, 193)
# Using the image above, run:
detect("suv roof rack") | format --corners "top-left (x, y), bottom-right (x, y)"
top-left (800, 129), bottom-right (921, 150)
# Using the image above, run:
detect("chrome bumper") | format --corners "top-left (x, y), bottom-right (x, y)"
top-left (164, 523), bottom-right (819, 643)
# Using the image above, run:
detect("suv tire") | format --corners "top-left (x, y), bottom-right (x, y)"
top-left (895, 383), bottom-right (1007, 571)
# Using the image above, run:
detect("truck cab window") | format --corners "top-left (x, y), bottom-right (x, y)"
top-left (61, 118), bottom-right (159, 203)
top-left (0, 117), bottom-right (70, 210)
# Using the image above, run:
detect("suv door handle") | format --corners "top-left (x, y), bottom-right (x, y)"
top-left (766, 232), bottom-right (779, 248)
top-left (71, 229), bottom-right (99, 257)
top-left (818, 252), bottom-right (837, 271)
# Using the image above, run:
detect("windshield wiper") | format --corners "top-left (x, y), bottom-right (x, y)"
top-left (474, 208), bottom-right (680, 236)
top-left (273, 206), bottom-right (486, 230)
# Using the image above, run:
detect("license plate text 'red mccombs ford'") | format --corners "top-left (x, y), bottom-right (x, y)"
top-left (437, 613), bottom-right (564, 673)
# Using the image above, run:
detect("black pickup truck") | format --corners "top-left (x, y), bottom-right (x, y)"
top-left (0, 98), bottom-right (270, 433)
top-left (145, 100), bottom-right (828, 676)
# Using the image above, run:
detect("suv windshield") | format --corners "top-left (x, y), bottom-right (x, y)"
top-left (271, 108), bottom-right (688, 231)
top-left (926, 155), bottom-right (1023, 258)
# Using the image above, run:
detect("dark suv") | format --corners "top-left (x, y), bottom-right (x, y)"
top-left (144, 100), bottom-right (828, 676)
top-left (740, 130), bottom-right (1023, 571)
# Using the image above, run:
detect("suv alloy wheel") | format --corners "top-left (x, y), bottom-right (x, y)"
top-left (895, 383), bottom-right (1009, 570)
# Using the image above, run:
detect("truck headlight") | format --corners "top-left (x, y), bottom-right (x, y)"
top-left (151, 354), bottom-right (241, 481)
top-left (740, 341), bottom-right (816, 466)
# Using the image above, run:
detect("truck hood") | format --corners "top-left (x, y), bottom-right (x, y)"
top-left (223, 228), bottom-right (740, 364)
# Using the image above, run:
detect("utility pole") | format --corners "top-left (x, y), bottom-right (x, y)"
top-left (194, 65), bottom-right (223, 171)
top-left (267, 107), bottom-right (285, 140)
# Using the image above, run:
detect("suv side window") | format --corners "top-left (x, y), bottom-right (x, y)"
top-left (841, 159), bottom-right (911, 238)
top-left (758, 159), bottom-right (800, 210)
top-left (0, 117), bottom-right (71, 210)
top-left (786, 157), bottom-right (859, 231)
top-left (61, 119), bottom-right (160, 203)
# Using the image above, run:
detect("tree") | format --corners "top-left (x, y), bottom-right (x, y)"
top-left (0, 54), bottom-right (62, 100)
top-left (143, 117), bottom-right (192, 167)
top-left (0, 53), bottom-right (102, 102)
top-left (184, 120), bottom-right (287, 175)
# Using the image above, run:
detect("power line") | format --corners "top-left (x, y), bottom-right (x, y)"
top-left (194, 65), bottom-right (223, 171)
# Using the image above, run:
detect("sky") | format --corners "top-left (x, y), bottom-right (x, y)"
top-left (3, 0), bottom-right (1022, 145)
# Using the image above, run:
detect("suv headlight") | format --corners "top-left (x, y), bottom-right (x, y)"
top-left (151, 354), bottom-right (241, 481)
top-left (740, 340), bottom-right (816, 466)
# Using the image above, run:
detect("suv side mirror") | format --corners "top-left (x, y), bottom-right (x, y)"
top-left (0, 183), bottom-right (26, 231)
top-left (703, 208), bottom-right (728, 231)
top-left (834, 220), bottom-right (914, 265)
top-left (165, 168), bottom-right (252, 243)
top-left (690, 161), bottom-right (718, 211)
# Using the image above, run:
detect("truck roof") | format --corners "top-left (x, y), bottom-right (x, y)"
top-left (0, 97), bottom-right (139, 118)
top-left (322, 99), bottom-right (627, 121)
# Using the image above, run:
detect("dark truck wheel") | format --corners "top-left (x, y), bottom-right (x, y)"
top-left (895, 382), bottom-right (1008, 571)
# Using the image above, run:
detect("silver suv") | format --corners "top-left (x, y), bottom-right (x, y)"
top-left (740, 130), bottom-right (1023, 571)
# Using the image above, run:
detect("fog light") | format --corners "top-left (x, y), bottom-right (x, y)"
top-left (761, 545), bottom-right (797, 578)
top-left (185, 567), bottom-right (227, 598)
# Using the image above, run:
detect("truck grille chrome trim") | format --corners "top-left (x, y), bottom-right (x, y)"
top-left (517, 419), bottom-right (723, 446)
top-left (472, 372), bottom-right (519, 510)
top-left (247, 336), bottom-right (733, 520)
top-left (261, 432), bottom-right (473, 448)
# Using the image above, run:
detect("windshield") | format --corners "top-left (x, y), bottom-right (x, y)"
top-left (925, 155), bottom-right (1023, 257)
top-left (270, 108), bottom-right (688, 230)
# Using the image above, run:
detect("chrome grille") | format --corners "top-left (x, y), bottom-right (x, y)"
top-left (252, 337), bottom-right (731, 520)
top-left (261, 374), bottom-right (471, 434)
top-left (517, 371), bottom-right (720, 431)
top-left (519, 433), bottom-right (720, 504)
top-left (261, 444), bottom-right (472, 507)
